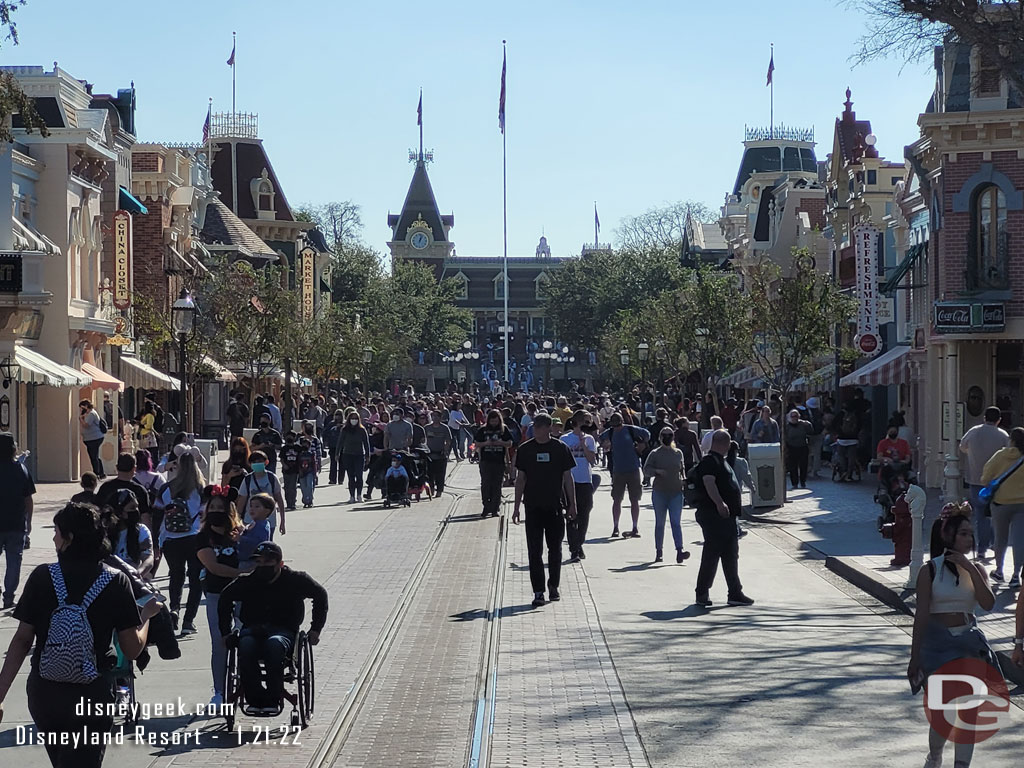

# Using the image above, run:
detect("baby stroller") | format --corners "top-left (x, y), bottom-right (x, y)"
top-left (384, 452), bottom-right (412, 508)
top-left (406, 447), bottom-right (432, 501)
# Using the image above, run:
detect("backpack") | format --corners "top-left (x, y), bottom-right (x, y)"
top-left (97, 417), bottom-right (108, 435)
top-left (841, 410), bottom-right (858, 437)
top-left (143, 475), bottom-right (163, 509)
top-left (153, 405), bottom-right (165, 434)
top-left (163, 496), bottom-right (197, 534)
top-left (683, 464), bottom-right (705, 507)
top-left (39, 563), bottom-right (113, 684)
top-left (626, 426), bottom-right (649, 456)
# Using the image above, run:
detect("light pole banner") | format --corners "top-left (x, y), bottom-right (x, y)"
top-left (853, 223), bottom-right (880, 356)
top-left (300, 246), bottom-right (315, 322)
top-left (112, 211), bottom-right (132, 310)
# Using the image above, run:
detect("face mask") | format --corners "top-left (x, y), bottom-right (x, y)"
top-left (251, 462), bottom-right (266, 473)
top-left (350, 419), bottom-right (359, 426)
top-left (392, 415), bottom-right (401, 421)
top-left (888, 431), bottom-right (898, 439)
top-left (252, 565), bottom-right (277, 582)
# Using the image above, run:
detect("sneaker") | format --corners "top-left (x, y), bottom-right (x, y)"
top-left (727, 593), bottom-right (755, 606)
top-left (364, 492), bottom-right (372, 500)
top-left (991, 569), bottom-right (1005, 582)
top-left (170, 611), bottom-right (179, 631)
top-left (611, 528), bottom-right (620, 538)
top-left (357, 493), bottom-right (363, 502)
top-left (695, 596), bottom-right (713, 608)
top-left (1010, 574), bottom-right (1021, 590)
top-left (655, 549), bottom-right (663, 562)
top-left (676, 549), bottom-right (690, 564)
top-left (180, 621), bottom-right (198, 636)
top-left (567, 554), bottom-right (580, 564)
top-left (209, 692), bottom-right (224, 710)
top-left (549, 588), bottom-right (561, 601)
top-left (923, 752), bottom-right (943, 768)
top-left (578, 549), bottom-right (586, 560)
top-left (737, 528), bottom-right (748, 539)
top-left (531, 592), bottom-right (546, 607)
top-left (349, 495), bottom-right (356, 504)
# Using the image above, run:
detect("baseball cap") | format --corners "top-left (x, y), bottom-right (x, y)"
top-left (253, 541), bottom-right (283, 562)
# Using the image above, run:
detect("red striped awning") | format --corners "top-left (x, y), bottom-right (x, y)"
top-left (839, 345), bottom-right (910, 387)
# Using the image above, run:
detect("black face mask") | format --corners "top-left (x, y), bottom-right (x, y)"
top-left (888, 431), bottom-right (898, 440)
top-left (252, 565), bottom-right (277, 582)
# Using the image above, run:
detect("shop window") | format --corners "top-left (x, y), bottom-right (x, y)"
top-left (969, 184), bottom-right (1009, 290)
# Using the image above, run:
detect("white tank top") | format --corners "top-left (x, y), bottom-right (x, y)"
top-left (929, 555), bottom-right (978, 614)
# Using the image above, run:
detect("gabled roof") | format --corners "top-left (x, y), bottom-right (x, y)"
top-left (201, 198), bottom-right (277, 259)
top-left (210, 138), bottom-right (295, 222)
top-left (834, 88), bottom-right (876, 165)
top-left (387, 159), bottom-right (453, 242)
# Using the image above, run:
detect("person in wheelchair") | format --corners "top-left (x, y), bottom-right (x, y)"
top-left (876, 424), bottom-right (912, 493)
top-left (218, 541), bottom-right (327, 713)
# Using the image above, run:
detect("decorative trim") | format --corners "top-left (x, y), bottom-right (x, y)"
top-left (952, 162), bottom-right (1023, 212)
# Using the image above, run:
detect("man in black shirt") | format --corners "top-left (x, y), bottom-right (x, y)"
top-left (693, 430), bottom-right (753, 608)
top-left (513, 414), bottom-right (577, 607)
top-left (475, 410), bottom-right (513, 519)
top-left (95, 453), bottom-right (151, 522)
top-left (226, 392), bottom-right (249, 439)
top-left (250, 414), bottom-right (284, 474)
top-left (219, 541), bottom-right (328, 712)
top-left (0, 433), bottom-right (34, 609)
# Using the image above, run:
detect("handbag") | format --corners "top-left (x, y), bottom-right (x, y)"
top-left (977, 455), bottom-right (1024, 517)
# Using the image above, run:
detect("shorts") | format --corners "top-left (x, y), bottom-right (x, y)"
top-left (611, 470), bottom-right (642, 503)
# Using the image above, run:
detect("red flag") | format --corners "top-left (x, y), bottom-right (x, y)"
top-left (227, 42), bottom-right (235, 67)
top-left (498, 49), bottom-right (506, 134)
top-left (766, 50), bottom-right (774, 86)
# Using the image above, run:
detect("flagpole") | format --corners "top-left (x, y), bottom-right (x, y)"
top-left (419, 88), bottom-right (423, 160)
top-left (594, 201), bottom-right (598, 249)
top-left (232, 31), bottom-right (237, 117)
top-left (769, 42), bottom-right (773, 139)
top-left (501, 41), bottom-right (509, 391)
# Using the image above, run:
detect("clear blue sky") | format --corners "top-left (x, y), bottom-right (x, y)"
top-left (7, 0), bottom-right (934, 257)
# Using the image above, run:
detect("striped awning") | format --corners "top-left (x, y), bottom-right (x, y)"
top-left (81, 363), bottom-right (125, 392)
top-left (15, 346), bottom-right (91, 388)
top-left (791, 364), bottom-right (835, 391)
top-left (119, 355), bottom-right (180, 392)
top-left (839, 346), bottom-right (911, 387)
top-left (720, 366), bottom-right (764, 389)
top-left (200, 355), bottom-right (237, 383)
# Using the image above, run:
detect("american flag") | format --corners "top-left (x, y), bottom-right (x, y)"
top-left (202, 104), bottom-right (211, 143)
top-left (498, 49), bottom-right (506, 134)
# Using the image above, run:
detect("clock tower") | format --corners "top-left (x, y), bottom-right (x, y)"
top-left (386, 151), bottom-right (454, 278)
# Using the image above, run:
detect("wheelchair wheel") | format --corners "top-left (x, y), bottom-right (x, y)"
top-left (293, 632), bottom-right (314, 728)
top-left (224, 645), bottom-right (239, 730)
top-left (302, 632), bottom-right (315, 718)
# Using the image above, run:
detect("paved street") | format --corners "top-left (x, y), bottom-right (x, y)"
top-left (0, 463), bottom-right (1021, 767)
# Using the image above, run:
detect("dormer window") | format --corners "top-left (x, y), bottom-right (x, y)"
top-left (494, 273), bottom-right (506, 300)
top-left (452, 271), bottom-right (468, 300)
top-left (535, 271), bottom-right (551, 300)
top-left (977, 48), bottom-right (1001, 96)
top-left (250, 168), bottom-right (276, 220)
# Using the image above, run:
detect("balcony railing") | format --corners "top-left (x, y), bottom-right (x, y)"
top-left (209, 112), bottom-right (259, 140)
top-left (744, 125), bottom-right (814, 142)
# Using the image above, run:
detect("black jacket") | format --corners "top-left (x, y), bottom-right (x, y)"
top-left (218, 566), bottom-right (328, 638)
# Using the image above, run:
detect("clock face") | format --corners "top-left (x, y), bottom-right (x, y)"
top-left (411, 231), bottom-right (429, 249)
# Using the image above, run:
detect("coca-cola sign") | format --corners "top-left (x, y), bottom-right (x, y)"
top-left (934, 302), bottom-right (1005, 333)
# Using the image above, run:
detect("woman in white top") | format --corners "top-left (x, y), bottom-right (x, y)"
top-left (447, 405), bottom-right (471, 461)
top-left (158, 451), bottom-right (206, 636)
top-left (909, 504), bottom-right (998, 768)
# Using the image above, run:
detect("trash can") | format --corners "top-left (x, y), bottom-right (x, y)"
top-left (243, 427), bottom-right (258, 444)
top-left (193, 439), bottom-right (218, 476)
top-left (748, 442), bottom-right (784, 508)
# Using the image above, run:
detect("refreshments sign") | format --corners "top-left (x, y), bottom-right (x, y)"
top-left (853, 223), bottom-right (880, 356)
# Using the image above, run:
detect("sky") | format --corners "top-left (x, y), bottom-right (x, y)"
top-left (5, 0), bottom-right (936, 257)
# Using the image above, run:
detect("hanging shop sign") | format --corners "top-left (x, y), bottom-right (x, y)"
top-left (934, 302), bottom-right (1005, 333)
top-left (112, 211), bottom-right (132, 310)
top-left (853, 223), bottom-right (880, 356)
top-left (300, 246), bottom-right (315, 323)
top-left (0, 253), bottom-right (23, 293)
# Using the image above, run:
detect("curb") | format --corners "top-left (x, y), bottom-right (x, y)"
top-left (825, 554), bottom-right (1024, 689)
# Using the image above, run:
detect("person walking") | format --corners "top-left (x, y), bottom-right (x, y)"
top-left (908, 506), bottom-right (997, 768)
top-left (322, 410), bottom-right (345, 485)
top-left (158, 452), bottom-right (206, 635)
top-left (692, 430), bottom-right (754, 608)
top-left (748, 405), bottom-right (780, 444)
top-left (600, 412), bottom-right (649, 538)
top-left (475, 410), bottom-right (513, 518)
top-left (447, 404), bottom-right (471, 460)
top-left (384, 406), bottom-right (414, 452)
top-left (561, 410), bottom-right (597, 563)
top-left (783, 409), bottom-right (814, 489)
top-left (340, 412), bottom-right (371, 503)
top-left (226, 392), bottom-right (249, 440)
top-left (805, 397), bottom-right (825, 478)
top-left (0, 433), bottom-right (34, 609)
top-left (674, 417), bottom-right (702, 473)
top-left (425, 411), bottom-right (451, 496)
top-left (980, 426), bottom-right (1024, 589)
top-left (237, 451), bottom-right (287, 538)
top-left (959, 406), bottom-right (1008, 561)
top-left (79, 398), bottom-right (107, 478)
top-left (643, 428), bottom-right (690, 564)
top-left (250, 414), bottom-right (284, 475)
top-left (512, 413), bottom-right (577, 607)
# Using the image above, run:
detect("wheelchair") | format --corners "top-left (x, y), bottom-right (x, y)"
top-left (223, 629), bottom-right (316, 729)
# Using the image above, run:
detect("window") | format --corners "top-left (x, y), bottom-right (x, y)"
top-left (451, 271), bottom-right (468, 300)
top-left (534, 271), bottom-right (550, 300)
top-left (783, 147), bottom-right (801, 172)
top-left (258, 181), bottom-right (273, 211)
top-left (971, 184), bottom-right (1008, 290)
top-left (867, 170), bottom-right (877, 186)
top-left (531, 317), bottom-right (547, 337)
top-left (977, 49), bottom-right (1001, 96)
top-left (494, 273), bottom-right (506, 300)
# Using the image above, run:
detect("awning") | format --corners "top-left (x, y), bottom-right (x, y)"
top-left (720, 366), bottom-right (765, 389)
top-left (12, 217), bottom-right (61, 254)
top-left (15, 347), bottom-right (92, 388)
top-left (839, 345), bottom-right (911, 387)
top-left (80, 362), bottom-right (124, 392)
top-left (119, 355), bottom-right (180, 391)
top-left (200, 354), bottom-right (237, 383)
top-left (881, 242), bottom-right (925, 296)
top-left (119, 186), bottom-right (149, 215)
top-left (791, 364), bottom-right (835, 391)
top-left (273, 369), bottom-right (313, 387)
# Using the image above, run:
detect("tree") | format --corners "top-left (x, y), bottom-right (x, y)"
top-left (616, 200), bottom-right (716, 252)
top-left (295, 201), bottom-right (363, 252)
top-left (852, 1), bottom-right (1024, 96)
top-left (0, 2), bottom-right (48, 142)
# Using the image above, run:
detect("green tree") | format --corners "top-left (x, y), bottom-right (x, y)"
top-left (0, 2), bottom-right (48, 142)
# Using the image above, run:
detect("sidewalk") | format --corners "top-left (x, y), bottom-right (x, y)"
top-left (743, 474), bottom-right (1022, 683)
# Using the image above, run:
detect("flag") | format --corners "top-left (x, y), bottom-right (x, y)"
top-left (498, 50), bottom-right (506, 134)
top-left (417, 90), bottom-right (422, 126)
top-left (202, 104), bottom-right (211, 143)
top-left (594, 204), bottom-right (600, 232)
top-left (227, 41), bottom-right (235, 67)
top-left (766, 50), bottom-right (774, 86)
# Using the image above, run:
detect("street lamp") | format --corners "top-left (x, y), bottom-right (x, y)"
top-left (171, 289), bottom-right (197, 432)
top-left (362, 346), bottom-right (374, 392)
top-left (637, 341), bottom-right (650, 404)
top-left (654, 340), bottom-right (667, 399)
top-left (619, 348), bottom-right (630, 392)
top-left (0, 356), bottom-right (19, 389)
top-left (559, 345), bottom-right (573, 391)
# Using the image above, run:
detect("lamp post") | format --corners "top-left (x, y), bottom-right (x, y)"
top-left (619, 348), bottom-right (630, 392)
top-left (171, 289), bottom-right (197, 432)
top-left (362, 346), bottom-right (374, 393)
top-left (542, 340), bottom-right (553, 392)
top-left (442, 351), bottom-right (455, 387)
top-left (0, 356), bottom-right (19, 389)
top-left (654, 340), bottom-right (667, 402)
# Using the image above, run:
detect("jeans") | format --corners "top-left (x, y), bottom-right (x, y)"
top-left (694, 507), bottom-right (743, 599)
top-left (84, 438), bottom-right (104, 476)
top-left (525, 507), bottom-right (565, 594)
top-left (452, 426), bottom-right (468, 459)
top-left (479, 461), bottom-right (505, 515)
top-left (205, 591), bottom-right (228, 695)
top-left (283, 472), bottom-right (298, 508)
top-left (786, 445), bottom-right (809, 487)
top-left (328, 451), bottom-right (341, 484)
top-left (342, 454), bottom-right (365, 496)
top-left (0, 529), bottom-right (24, 605)
top-left (28, 674), bottom-right (113, 767)
top-left (808, 434), bottom-right (824, 476)
top-left (567, 482), bottom-right (593, 556)
top-left (990, 502), bottom-right (1024, 576)
top-left (651, 489), bottom-right (684, 552)
top-left (299, 473), bottom-right (315, 505)
top-left (968, 484), bottom-right (994, 554)
top-left (238, 626), bottom-right (295, 707)
top-left (162, 534), bottom-right (202, 624)
top-left (428, 456), bottom-right (447, 494)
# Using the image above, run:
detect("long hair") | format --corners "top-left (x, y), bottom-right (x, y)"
top-left (1011, 427), bottom-right (1024, 452)
top-left (54, 502), bottom-right (110, 562)
top-left (486, 409), bottom-right (504, 429)
top-left (168, 452), bottom-right (205, 500)
top-left (929, 513), bottom-right (972, 584)
top-left (200, 486), bottom-right (242, 544)
top-left (106, 488), bottom-right (145, 565)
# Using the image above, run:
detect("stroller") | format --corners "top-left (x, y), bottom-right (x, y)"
top-left (406, 447), bottom-right (432, 501)
top-left (384, 451), bottom-right (412, 507)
